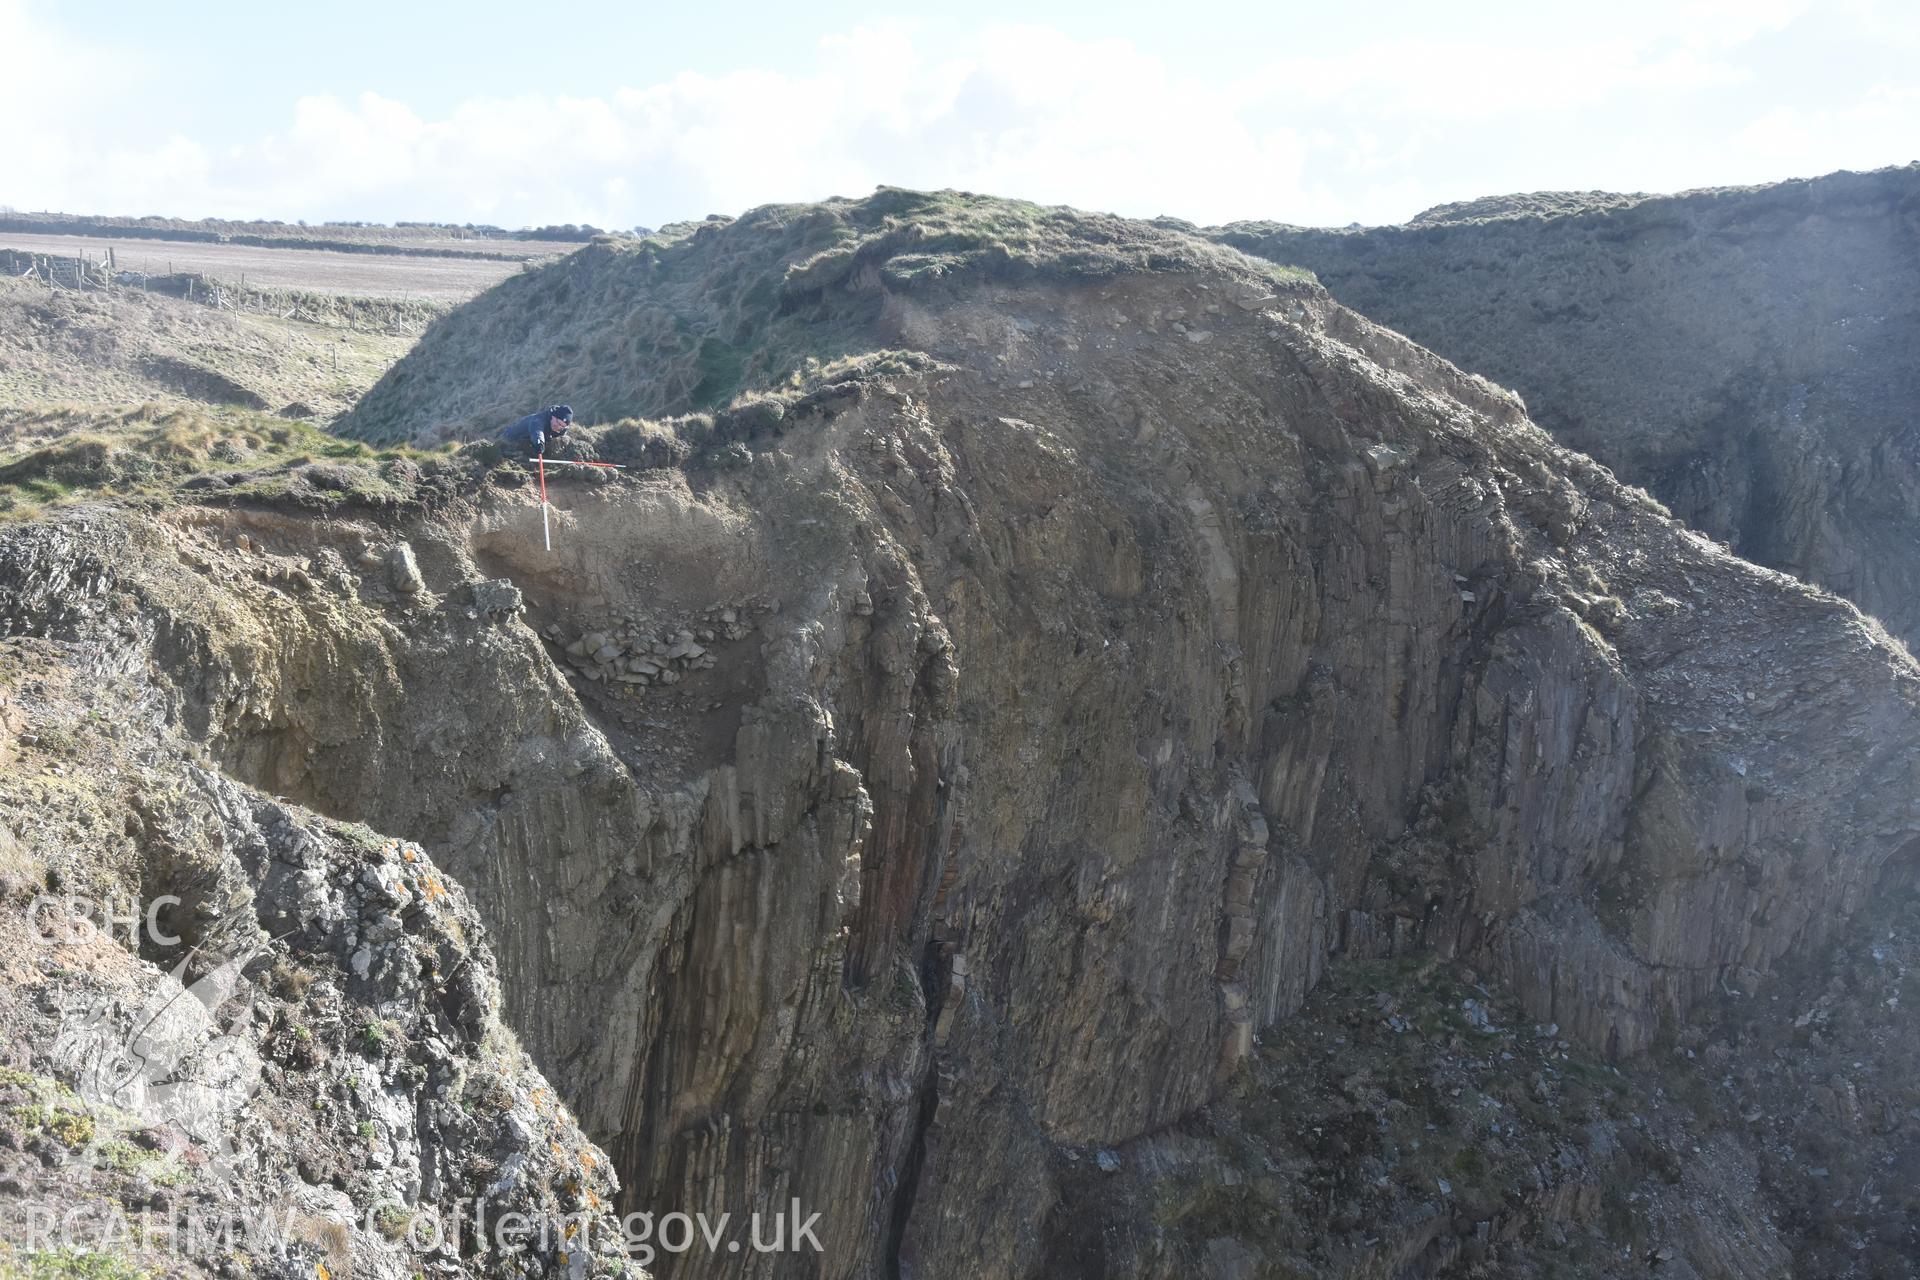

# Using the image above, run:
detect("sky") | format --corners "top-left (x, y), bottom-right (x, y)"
top-left (5, 0), bottom-right (1916, 230)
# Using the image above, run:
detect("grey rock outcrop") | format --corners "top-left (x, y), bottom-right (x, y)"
top-left (0, 625), bottom-right (639, 1278)
top-left (5, 191), bottom-right (1919, 1275)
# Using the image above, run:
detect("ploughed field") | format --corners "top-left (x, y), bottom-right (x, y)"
top-left (0, 230), bottom-right (575, 301)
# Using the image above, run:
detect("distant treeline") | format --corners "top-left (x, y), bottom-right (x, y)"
top-left (317, 218), bottom-right (608, 241)
top-left (0, 212), bottom-right (599, 259)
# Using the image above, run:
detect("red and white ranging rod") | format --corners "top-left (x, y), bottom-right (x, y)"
top-left (528, 457), bottom-right (630, 552)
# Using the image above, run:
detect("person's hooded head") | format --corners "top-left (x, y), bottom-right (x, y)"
top-left (549, 405), bottom-right (574, 435)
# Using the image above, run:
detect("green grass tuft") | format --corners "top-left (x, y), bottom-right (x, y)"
top-left (0, 1248), bottom-right (150, 1280)
top-left (0, 405), bottom-right (459, 521)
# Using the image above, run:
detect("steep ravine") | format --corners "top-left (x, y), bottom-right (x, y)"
top-left (4, 200), bottom-right (1920, 1276)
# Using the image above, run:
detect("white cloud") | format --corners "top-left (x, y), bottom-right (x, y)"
top-left (0, 11), bottom-right (1913, 230)
top-left (0, 0), bottom-right (143, 213)
top-left (1634, 50), bottom-right (1751, 90)
top-left (1730, 84), bottom-right (1920, 174)
top-left (1659, 0), bottom-right (1812, 47)
top-left (103, 21), bottom-right (1316, 226)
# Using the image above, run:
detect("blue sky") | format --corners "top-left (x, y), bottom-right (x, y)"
top-left (7, 0), bottom-right (1916, 228)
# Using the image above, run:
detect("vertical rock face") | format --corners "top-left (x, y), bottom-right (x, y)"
top-left (1207, 163), bottom-right (1920, 649)
top-left (5, 194), bottom-right (1919, 1275)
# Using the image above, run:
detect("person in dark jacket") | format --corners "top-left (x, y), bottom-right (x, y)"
top-left (499, 405), bottom-right (573, 459)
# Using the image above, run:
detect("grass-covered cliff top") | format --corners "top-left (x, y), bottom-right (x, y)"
top-left (1210, 160), bottom-right (1920, 239)
top-left (0, 353), bottom-right (936, 523)
top-left (0, 405), bottom-right (459, 521)
top-left (774, 187), bottom-right (1312, 292)
top-left (342, 187), bottom-right (1315, 444)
